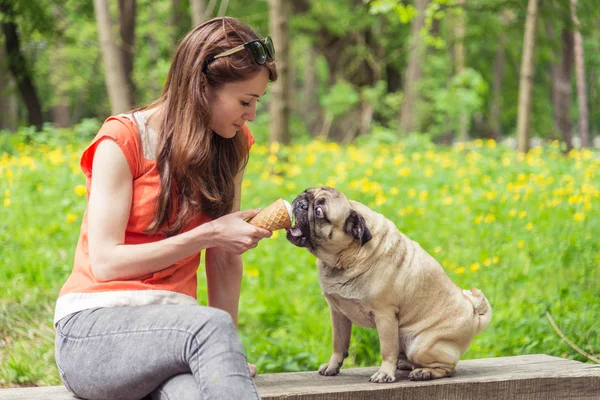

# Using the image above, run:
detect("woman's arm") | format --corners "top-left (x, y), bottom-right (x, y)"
top-left (205, 167), bottom-right (260, 326)
top-left (88, 140), bottom-right (269, 282)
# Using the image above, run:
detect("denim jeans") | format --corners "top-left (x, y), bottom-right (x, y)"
top-left (54, 304), bottom-right (260, 400)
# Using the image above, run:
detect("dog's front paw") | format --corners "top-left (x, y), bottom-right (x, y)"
top-left (318, 362), bottom-right (341, 376)
top-left (409, 368), bottom-right (432, 381)
top-left (369, 368), bottom-right (396, 383)
top-left (396, 360), bottom-right (414, 371)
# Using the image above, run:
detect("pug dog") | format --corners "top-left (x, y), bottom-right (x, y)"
top-left (286, 187), bottom-right (492, 383)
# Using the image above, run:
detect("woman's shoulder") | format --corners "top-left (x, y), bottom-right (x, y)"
top-left (80, 114), bottom-right (144, 179)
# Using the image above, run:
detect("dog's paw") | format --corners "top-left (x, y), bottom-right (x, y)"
top-left (318, 363), bottom-right (341, 376)
top-left (396, 360), bottom-right (413, 371)
top-left (409, 368), bottom-right (432, 381)
top-left (369, 369), bottom-right (396, 383)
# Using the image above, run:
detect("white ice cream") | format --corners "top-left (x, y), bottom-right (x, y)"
top-left (283, 199), bottom-right (293, 222)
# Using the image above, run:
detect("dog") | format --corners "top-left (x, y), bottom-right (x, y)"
top-left (286, 187), bottom-right (491, 382)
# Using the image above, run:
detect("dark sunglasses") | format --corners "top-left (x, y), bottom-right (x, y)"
top-left (203, 37), bottom-right (275, 72)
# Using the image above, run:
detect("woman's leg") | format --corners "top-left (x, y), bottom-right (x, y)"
top-left (55, 304), bottom-right (259, 400)
top-left (151, 373), bottom-right (201, 400)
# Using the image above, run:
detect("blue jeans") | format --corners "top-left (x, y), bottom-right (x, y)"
top-left (54, 305), bottom-right (260, 400)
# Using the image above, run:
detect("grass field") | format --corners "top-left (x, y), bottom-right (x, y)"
top-left (1, 133), bottom-right (598, 387)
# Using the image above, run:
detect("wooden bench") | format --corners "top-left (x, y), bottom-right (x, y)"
top-left (1, 355), bottom-right (599, 399)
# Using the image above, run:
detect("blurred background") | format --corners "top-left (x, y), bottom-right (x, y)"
top-left (1, 0), bottom-right (599, 389)
top-left (1, 0), bottom-right (599, 150)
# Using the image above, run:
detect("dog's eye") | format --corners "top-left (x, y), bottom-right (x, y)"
top-left (314, 206), bottom-right (324, 218)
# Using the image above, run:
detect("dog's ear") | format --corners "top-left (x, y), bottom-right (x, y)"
top-left (344, 210), bottom-right (372, 246)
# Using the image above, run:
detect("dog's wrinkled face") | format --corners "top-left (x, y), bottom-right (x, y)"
top-left (286, 187), bottom-right (372, 258)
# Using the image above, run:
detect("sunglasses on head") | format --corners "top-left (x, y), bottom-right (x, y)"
top-left (203, 37), bottom-right (275, 72)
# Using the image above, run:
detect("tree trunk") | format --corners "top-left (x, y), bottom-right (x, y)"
top-left (302, 42), bottom-right (319, 135)
top-left (399, 0), bottom-right (429, 136)
top-left (548, 24), bottom-right (574, 151)
top-left (0, 45), bottom-right (18, 131)
top-left (268, 0), bottom-right (290, 144)
top-left (119, 0), bottom-right (136, 106)
top-left (50, 43), bottom-right (71, 128)
top-left (0, 0), bottom-right (43, 129)
top-left (487, 12), bottom-right (511, 140)
top-left (454, 0), bottom-right (468, 141)
top-left (191, 0), bottom-right (206, 26)
top-left (570, 0), bottom-right (590, 148)
top-left (93, 0), bottom-right (133, 115)
top-left (217, 0), bottom-right (230, 17)
top-left (516, 0), bottom-right (539, 153)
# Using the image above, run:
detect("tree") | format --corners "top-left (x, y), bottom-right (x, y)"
top-left (268, 0), bottom-right (290, 144)
top-left (0, 44), bottom-right (18, 131)
top-left (487, 11), bottom-right (511, 140)
top-left (548, 23), bottom-right (574, 150)
top-left (570, 0), bottom-right (590, 148)
top-left (93, 0), bottom-right (133, 115)
top-left (0, 0), bottom-right (43, 129)
top-left (191, 0), bottom-right (218, 26)
top-left (119, 0), bottom-right (136, 106)
top-left (453, 0), bottom-right (468, 141)
top-left (399, 0), bottom-right (429, 136)
top-left (516, 0), bottom-right (539, 153)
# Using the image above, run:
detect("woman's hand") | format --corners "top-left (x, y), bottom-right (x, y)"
top-left (207, 209), bottom-right (272, 254)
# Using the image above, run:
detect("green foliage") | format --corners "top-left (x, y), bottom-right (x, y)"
top-left (320, 80), bottom-right (360, 118)
top-left (1, 131), bottom-right (598, 386)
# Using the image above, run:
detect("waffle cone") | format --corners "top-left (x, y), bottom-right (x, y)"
top-left (248, 198), bottom-right (292, 231)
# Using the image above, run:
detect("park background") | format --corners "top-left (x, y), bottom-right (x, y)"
top-left (1, 0), bottom-right (599, 387)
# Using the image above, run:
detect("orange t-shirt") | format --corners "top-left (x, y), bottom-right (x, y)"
top-left (54, 114), bottom-right (254, 324)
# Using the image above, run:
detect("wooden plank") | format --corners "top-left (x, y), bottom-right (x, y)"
top-left (1, 355), bottom-right (598, 400)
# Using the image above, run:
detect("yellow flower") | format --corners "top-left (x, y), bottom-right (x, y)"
top-left (3, 198), bottom-right (10, 207)
top-left (509, 209), bottom-right (517, 217)
top-left (74, 185), bottom-right (87, 196)
top-left (573, 213), bottom-right (585, 222)
top-left (486, 139), bottom-right (497, 149)
top-left (442, 196), bottom-right (453, 205)
top-left (456, 267), bottom-right (465, 275)
top-left (483, 258), bottom-right (492, 266)
top-left (269, 141), bottom-right (280, 154)
top-left (4, 189), bottom-right (9, 197)
top-left (470, 263), bottom-right (480, 272)
top-left (407, 188), bottom-right (416, 198)
top-left (419, 191), bottom-right (428, 201)
top-left (398, 167), bottom-right (411, 177)
top-left (267, 154), bottom-right (278, 164)
top-left (517, 240), bottom-right (524, 248)
top-left (246, 268), bottom-right (259, 278)
top-left (518, 211), bottom-right (527, 219)
top-left (434, 247), bottom-right (442, 254)
top-left (271, 230), bottom-right (280, 239)
top-left (526, 222), bottom-right (533, 231)
top-left (390, 187), bottom-right (399, 196)
top-left (484, 214), bottom-right (496, 223)
top-left (493, 256), bottom-right (499, 263)
top-left (474, 215), bottom-right (483, 224)
top-left (424, 166), bottom-right (434, 177)
top-left (66, 213), bottom-right (78, 223)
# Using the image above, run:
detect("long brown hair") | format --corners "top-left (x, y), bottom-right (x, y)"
top-left (142, 17), bottom-right (277, 236)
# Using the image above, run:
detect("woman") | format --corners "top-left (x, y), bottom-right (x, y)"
top-left (54, 17), bottom-right (277, 400)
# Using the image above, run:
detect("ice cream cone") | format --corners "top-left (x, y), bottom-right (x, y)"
top-left (248, 198), bottom-right (292, 231)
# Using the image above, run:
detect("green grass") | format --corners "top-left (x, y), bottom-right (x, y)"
top-left (1, 136), bottom-right (598, 387)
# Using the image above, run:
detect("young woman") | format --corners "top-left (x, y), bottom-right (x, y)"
top-left (54, 17), bottom-right (277, 400)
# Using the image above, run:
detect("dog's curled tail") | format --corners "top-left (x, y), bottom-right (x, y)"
top-left (463, 287), bottom-right (492, 334)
